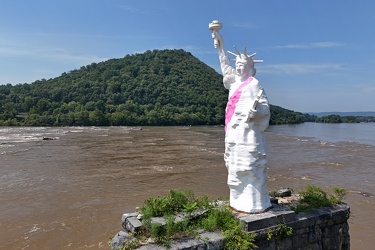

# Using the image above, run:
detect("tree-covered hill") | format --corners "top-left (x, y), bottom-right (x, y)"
top-left (315, 114), bottom-right (375, 123)
top-left (0, 49), bottom-right (313, 126)
top-left (270, 105), bottom-right (316, 125)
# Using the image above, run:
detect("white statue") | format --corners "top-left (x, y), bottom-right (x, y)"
top-left (209, 20), bottom-right (271, 213)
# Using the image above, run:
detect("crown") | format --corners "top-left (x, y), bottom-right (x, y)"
top-left (227, 46), bottom-right (263, 66)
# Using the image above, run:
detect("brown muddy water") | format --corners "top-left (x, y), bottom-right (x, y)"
top-left (0, 125), bottom-right (374, 249)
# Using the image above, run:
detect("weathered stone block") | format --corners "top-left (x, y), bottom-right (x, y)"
top-left (308, 229), bottom-right (322, 244)
top-left (276, 237), bottom-right (292, 250)
top-left (270, 197), bottom-right (278, 204)
top-left (308, 242), bottom-right (323, 250)
top-left (292, 213), bottom-right (316, 229)
top-left (275, 188), bottom-right (292, 197)
top-left (236, 205), bottom-right (295, 232)
top-left (151, 217), bottom-right (167, 226)
top-left (111, 231), bottom-right (135, 250)
top-left (125, 216), bottom-right (142, 233)
top-left (199, 232), bottom-right (224, 250)
top-left (121, 212), bottom-right (139, 223)
top-left (138, 244), bottom-right (166, 250)
top-left (239, 212), bottom-right (277, 232)
top-left (292, 233), bottom-right (309, 248)
top-left (255, 240), bottom-right (276, 250)
top-left (331, 204), bottom-right (350, 224)
top-left (268, 204), bottom-right (295, 223)
top-left (171, 237), bottom-right (206, 250)
top-left (322, 237), bottom-right (340, 249)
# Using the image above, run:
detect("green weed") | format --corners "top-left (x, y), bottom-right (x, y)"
top-left (222, 223), bottom-right (257, 250)
top-left (119, 238), bottom-right (140, 250)
top-left (275, 222), bottom-right (293, 241)
top-left (329, 186), bottom-right (348, 205)
top-left (138, 190), bottom-right (257, 249)
top-left (291, 185), bottom-right (347, 212)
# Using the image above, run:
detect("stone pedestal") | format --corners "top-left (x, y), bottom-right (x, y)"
top-left (111, 203), bottom-right (350, 250)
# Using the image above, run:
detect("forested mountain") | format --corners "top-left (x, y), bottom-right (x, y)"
top-left (0, 49), bottom-right (313, 126)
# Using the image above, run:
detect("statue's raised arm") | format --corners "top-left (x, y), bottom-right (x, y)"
top-left (209, 20), bottom-right (236, 88)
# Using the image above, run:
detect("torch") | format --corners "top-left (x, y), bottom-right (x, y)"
top-left (209, 20), bottom-right (222, 48)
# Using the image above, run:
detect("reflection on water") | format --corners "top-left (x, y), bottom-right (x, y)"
top-left (0, 125), bottom-right (374, 249)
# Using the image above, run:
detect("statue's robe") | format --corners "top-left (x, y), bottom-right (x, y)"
top-left (224, 76), bottom-right (271, 213)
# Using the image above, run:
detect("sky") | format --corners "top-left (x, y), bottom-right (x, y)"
top-left (1, 0), bottom-right (374, 113)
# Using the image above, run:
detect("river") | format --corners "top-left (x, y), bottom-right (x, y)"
top-left (0, 123), bottom-right (374, 249)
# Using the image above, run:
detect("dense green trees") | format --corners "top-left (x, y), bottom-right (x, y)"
top-left (269, 105), bottom-right (316, 125)
top-left (0, 49), bottom-right (314, 126)
top-left (316, 115), bottom-right (375, 123)
top-left (316, 115), bottom-right (342, 123)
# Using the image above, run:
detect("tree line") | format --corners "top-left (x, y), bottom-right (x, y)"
top-left (1, 49), bottom-right (318, 126)
top-left (315, 115), bottom-right (375, 123)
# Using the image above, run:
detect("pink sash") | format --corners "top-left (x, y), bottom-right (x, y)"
top-left (225, 77), bottom-right (253, 132)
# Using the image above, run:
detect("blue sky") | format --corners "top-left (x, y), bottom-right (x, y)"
top-left (1, 0), bottom-right (374, 112)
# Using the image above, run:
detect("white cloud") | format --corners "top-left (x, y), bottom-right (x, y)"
top-left (0, 42), bottom-right (107, 65)
top-left (0, 44), bottom-right (33, 57)
top-left (232, 22), bottom-right (258, 30)
top-left (27, 32), bottom-right (148, 40)
top-left (43, 48), bottom-right (108, 65)
top-left (259, 63), bottom-right (343, 75)
top-left (361, 84), bottom-right (375, 93)
top-left (119, 5), bottom-right (143, 13)
top-left (274, 42), bottom-right (345, 49)
top-left (0, 41), bottom-right (109, 84)
top-left (119, 4), bottom-right (154, 15)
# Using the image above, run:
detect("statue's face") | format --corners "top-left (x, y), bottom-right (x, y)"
top-left (236, 60), bottom-right (250, 76)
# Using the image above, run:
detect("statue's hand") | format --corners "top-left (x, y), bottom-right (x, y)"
top-left (246, 108), bottom-right (258, 122)
top-left (212, 30), bottom-right (221, 48)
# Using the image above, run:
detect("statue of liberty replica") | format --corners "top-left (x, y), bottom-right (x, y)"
top-left (209, 20), bottom-right (272, 213)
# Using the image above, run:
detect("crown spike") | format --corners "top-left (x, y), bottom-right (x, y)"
top-left (244, 47), bottom-right (247, 57)
top-left (233, 46), bottom-right (241, 55)
top-left (227, 51), bottom-right (237, 57)
top-left (248, 52), bottom-right (257, 58)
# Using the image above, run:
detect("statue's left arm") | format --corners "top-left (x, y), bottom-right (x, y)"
top-left (247, 90), bottom-right (270, 131)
